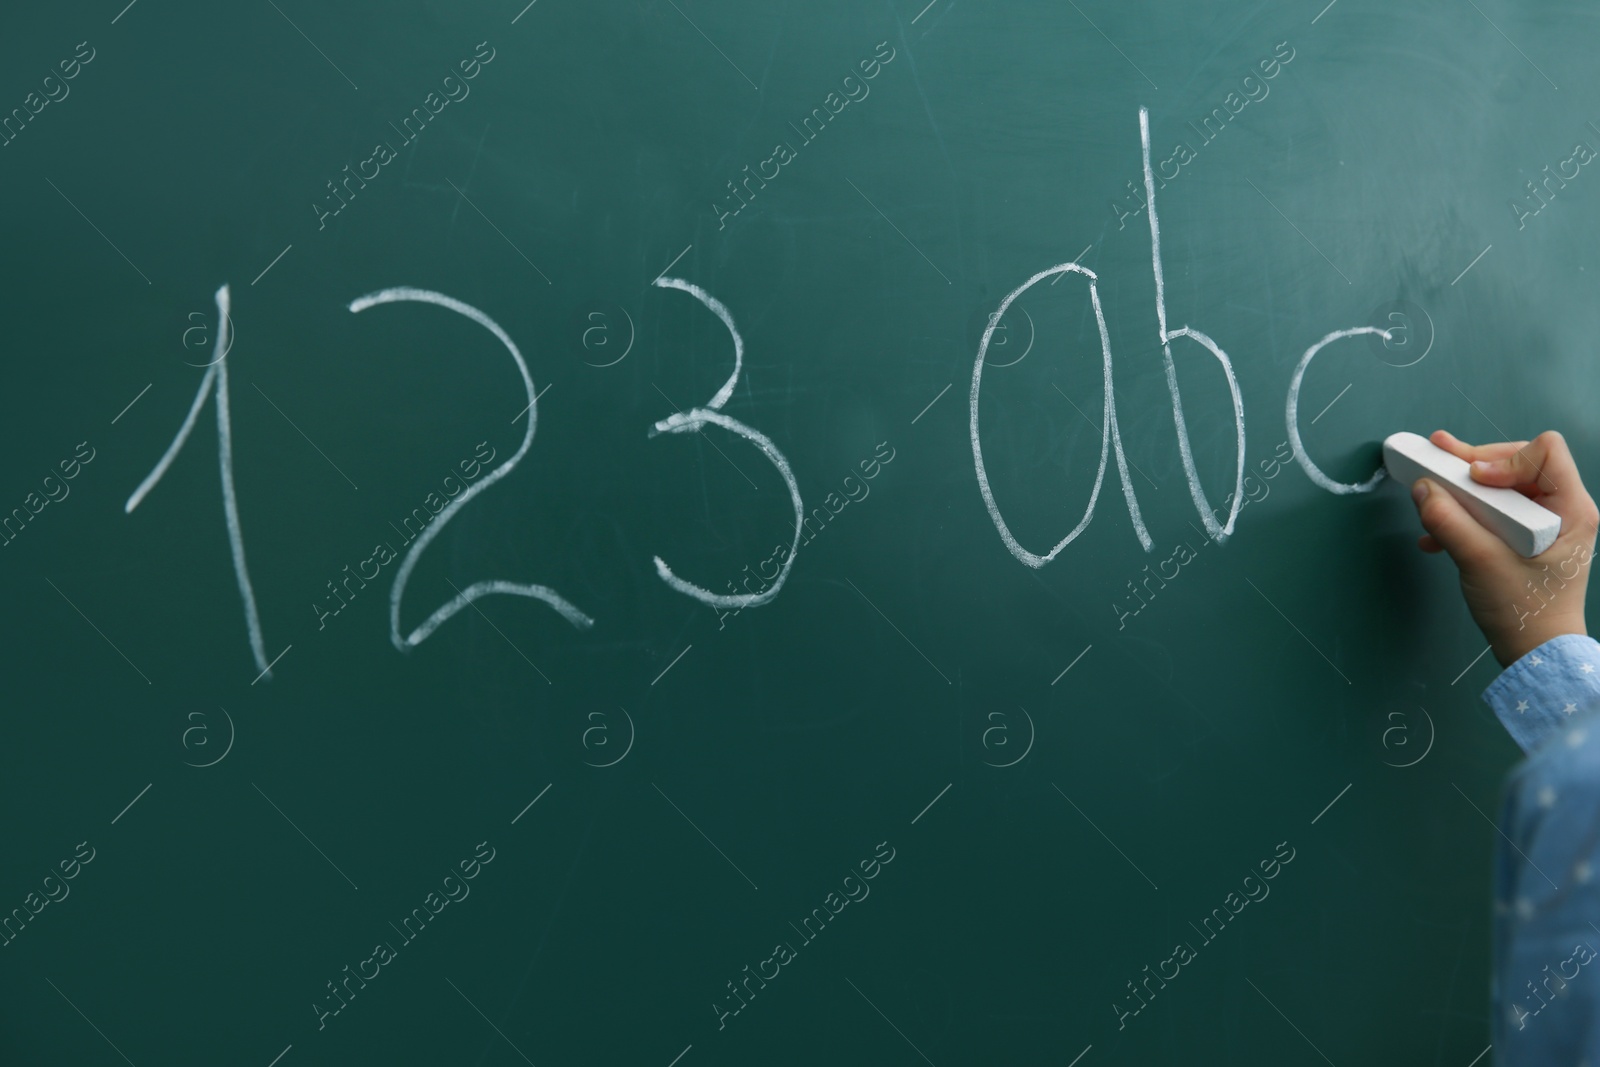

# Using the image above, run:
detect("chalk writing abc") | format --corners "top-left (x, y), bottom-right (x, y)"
top-left (971, 106), bottom-right (1391, 570)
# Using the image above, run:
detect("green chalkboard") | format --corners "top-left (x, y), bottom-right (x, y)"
top-left (2, 0), bottom-right (1596, 1063)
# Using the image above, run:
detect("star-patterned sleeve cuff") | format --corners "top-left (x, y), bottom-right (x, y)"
top-left (1482, 633), bottom-right (1600, 754)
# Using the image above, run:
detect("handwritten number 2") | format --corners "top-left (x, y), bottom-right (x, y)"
top-left (347, 287), bottom-right (594, 649)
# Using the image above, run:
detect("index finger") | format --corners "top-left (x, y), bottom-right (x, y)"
top-left (1471, 430), bottom-right (1595, 525)
top-left (1429, 429), bottom-right (1529, 463)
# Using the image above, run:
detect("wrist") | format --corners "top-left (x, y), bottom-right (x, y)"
top-left (1496, 614), bottom-right (1588, 666)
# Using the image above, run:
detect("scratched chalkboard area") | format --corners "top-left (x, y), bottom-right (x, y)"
top-left (3, 0), bottom-right (1598, 1063)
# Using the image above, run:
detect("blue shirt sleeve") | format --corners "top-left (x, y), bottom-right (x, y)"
top-left (1482, 633), bottom-right (1600, 755)
top-left (1482, 634), bottom-right (1600, 1063)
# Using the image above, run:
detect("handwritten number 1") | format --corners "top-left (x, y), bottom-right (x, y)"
top-left (126, 285), bottom-right (274, 678)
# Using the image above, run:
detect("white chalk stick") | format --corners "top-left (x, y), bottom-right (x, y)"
top-left (1383, 431), bottom-right (1561, 557)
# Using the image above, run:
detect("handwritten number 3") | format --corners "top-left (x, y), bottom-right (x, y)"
top-left (347, 287), bottom-right (594, 650)
top-left (649, 278), bottom-right (804, 609)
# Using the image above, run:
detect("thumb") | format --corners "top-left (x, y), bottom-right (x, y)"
top-left (1412, 478), bottom-right (1503, 569)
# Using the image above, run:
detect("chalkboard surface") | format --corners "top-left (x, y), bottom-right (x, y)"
top-left (3, 0), bottom-right (1596, 1063)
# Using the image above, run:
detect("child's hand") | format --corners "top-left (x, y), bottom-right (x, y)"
top-left (1411, 429), bottom-right (1598, 666)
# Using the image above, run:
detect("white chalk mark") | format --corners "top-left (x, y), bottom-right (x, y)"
top-left (651, 644), bottom-right (692, 686)
top-left (667, 1045), bottom-right (693, 1067)
top-left (111, 383), bottom-right (152, 424)
top-left (1243, 178), bottom-right (1351, 285)
top-left (911, 382), bottom-right (951, 424)
top-left (1451, 645), bottom-right (1493, 686)
top-left (1141, 139), bottom-right (1247, 511)
top-left (1064, 0), bottom-right (1157, 90)
top-left (125, 287), bottom-right (273, 676)
top-left (445, 977), bottom-right (537, 1065)
top-left (252, 781), bottom-right (360, 891)
top-left (1310, 782), bottom-right (1352, 824)
top-left (1244, 978), bottom-right (1337, 1066)
top-left (845, 177), bottom-right (952, 284)
top-left (443, 576), bottom-right (552, 682)
top-left (911, 782), bottom-right (952, 824)
top-left (446, 178), bottom-right (552, 284)
top-left (264, 0), bottom-right (359, 91)
top-left (653, 277), bottom-right (743, 411)
top-left (983, 306), bottom-right (1035, 368)
top-left (266, 1045), bottom-right (293, 1067)
top-left (45, 577), bottom-right (152, 685)
top-left (1051, 644), bottom-right (1092, 685)
top-left (1451, 244), bottom-right (1493, 286)
top-left (126, 363), bottom-right (217, 512)
top-left (1465, 1045), bottom-right (1492, 1067)
top-left (1067, 1046), bottom-right (1092, 1067)
top-left (911, 0), bottom-right (938, 24)
top-left (111, 0), bottom-right (139, 23)
top-left (1051, 383), bottom-right (1160, 490)
top-left (512, 783), bottom-right (552, 824)
top-left (407, 574), bottom-right (590, 647)
top-left (1051, 244), bottom-right (1094, 283)
top-left (664, 0), bottom-right (760, 91)
top-left (212, 293), bottom-right (273, 677)
top-left (971, 262), bottom-right (1151, 567)
top-left (45, 177), bottom-right (151, 284)
top-left (653, 384), bottom-right (759, 489)
top-left (1463, 0), bottom-right (1558, 90)
top-left (348, 287), bottom-right (595, 650)
top-left (1053, 783), bottom-right (1159, 890)
top-left (843, 977), bottom-right (938, 1066)
top-left (510, 382), bottom-right (553, 424)
top-left (653, 782), bottom-right (759, 889)
top-left (111, 783), bottom-right (152, 825)
top-left (655, 244), bottom-right (692, 282)
top-left (846, 577), bottom-right (952, 684)
top-left (251, 244), bottom-right (293, 286)
top-left (651, 410), bottom-right (802, 607)
top-left (1285, 326), bottom-right (1392, 494)
top-left (1161, 325), bottom-right (1246, 538)
top-left (45, 979), bottom-right (138, 1067)
top-left (1310, 0), bottom-right (1337, 24)
top-left (252, 383), bottom-right (360, 489)
top-left (511, 0), bottom-right (538, 24)
top-left (645, 280), bottom-right (804, 611)
top-left (250, 645), bottom-right (292, 685)
top-left (1245, 576), bottom-right (1351, 684)
top-left (1309, 382), bottom-right (1351, 425)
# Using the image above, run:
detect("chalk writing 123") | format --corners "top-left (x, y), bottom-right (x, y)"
top-left (129, 281), bottom-right (803, 674)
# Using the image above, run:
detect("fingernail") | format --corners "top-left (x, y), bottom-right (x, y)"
top-left (1412, 480), bottom-right (1429, 504)
top-left (1471, 460), bottom-right (1496, 475)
